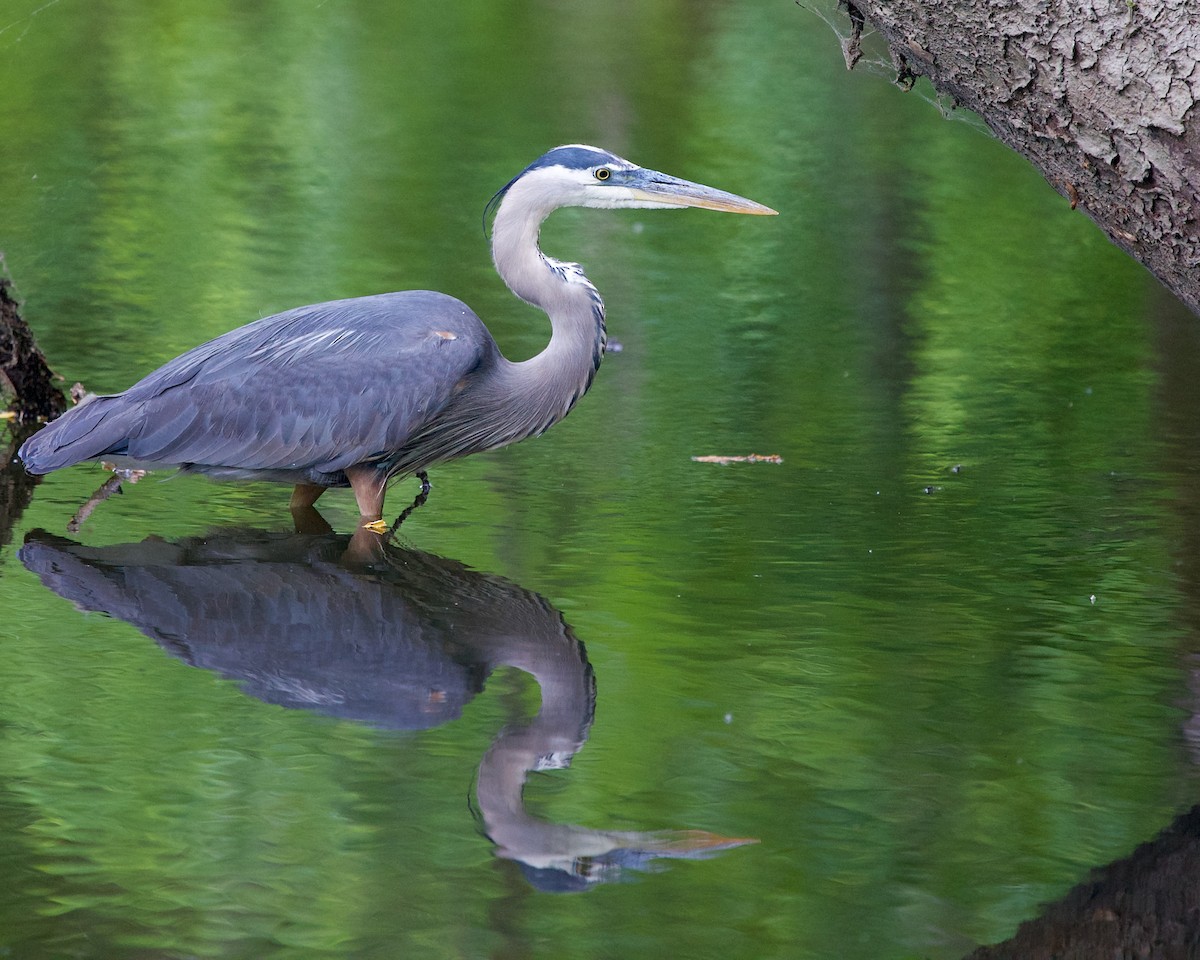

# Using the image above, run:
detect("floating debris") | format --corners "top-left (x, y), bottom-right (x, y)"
top-left (361, 518), bottom-right (390, 534)
top-left (691, 454), bottom-right (783, 466)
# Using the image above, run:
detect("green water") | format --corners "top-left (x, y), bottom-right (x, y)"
top-left (2, 1), bottom-right (1199, 957)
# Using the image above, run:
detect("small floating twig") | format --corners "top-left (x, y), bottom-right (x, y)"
top-left (690, 453), bottom-right (783, 466)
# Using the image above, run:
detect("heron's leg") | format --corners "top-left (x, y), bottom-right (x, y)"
top-left (290, 483), bottom-right (326, 510)
top-left (291, 504), bottom-right (334, 535)
top-left (344, 524), bottom-right (389, 564)
top-left (345, 465), bottom-right (386, 521)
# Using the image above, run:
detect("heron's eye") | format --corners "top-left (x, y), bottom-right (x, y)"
top-left (594, 167), bottom-right (611, 181)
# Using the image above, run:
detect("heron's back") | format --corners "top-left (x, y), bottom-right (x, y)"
top-left (18, 290), bottom-right (499, 483)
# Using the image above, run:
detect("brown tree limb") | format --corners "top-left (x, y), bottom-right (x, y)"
top-left (839, 0), bottom-right (1200, 316)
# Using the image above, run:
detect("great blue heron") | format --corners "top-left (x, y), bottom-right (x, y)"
top-left (19, 145), bottom-right (776, 524)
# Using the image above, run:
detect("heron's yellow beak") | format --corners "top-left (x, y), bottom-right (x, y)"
top-left (627, 169), bottom-right (778, 215)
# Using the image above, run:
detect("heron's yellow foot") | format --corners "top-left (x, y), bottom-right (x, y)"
top-left (361, 518), bottom-right (389, 534)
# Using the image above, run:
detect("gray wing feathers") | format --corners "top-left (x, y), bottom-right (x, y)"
top-left (16, 389), bottom-right (155, 473)
top-left (19, 291), bottom-right (493, 476)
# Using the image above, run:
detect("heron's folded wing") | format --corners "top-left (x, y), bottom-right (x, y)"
top-left (20, 291), bottom-right (492, 474)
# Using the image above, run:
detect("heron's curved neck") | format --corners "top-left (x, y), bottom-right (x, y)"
top-left (490, 189), bottom-right (607, 423)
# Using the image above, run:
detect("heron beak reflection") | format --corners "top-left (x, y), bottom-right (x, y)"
top-left (627, 169), bottom-right (779, 216)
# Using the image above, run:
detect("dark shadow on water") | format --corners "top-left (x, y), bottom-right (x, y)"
top-left (19, 525), bottom-right (753, 892)
top-left (0, 424), bottom-right (40, 553)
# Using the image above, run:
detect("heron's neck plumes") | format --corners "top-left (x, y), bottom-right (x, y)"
top-left (491, 183), bottom-right (601, 319)
top-left (489, 183), bottom-right (607, 433)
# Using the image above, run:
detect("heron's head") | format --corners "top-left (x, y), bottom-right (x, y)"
top-left (486, 144), bottom-right (777, 225)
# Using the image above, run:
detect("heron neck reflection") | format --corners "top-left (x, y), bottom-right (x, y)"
top-left (20, 527), bottom-right (753, 890)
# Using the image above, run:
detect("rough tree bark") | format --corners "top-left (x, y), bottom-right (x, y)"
top-left (0, 277), bottom-right (66, 423)
top-left (0, 276), bottom-right (64, 546)
top-left (839, 0), bottom-right (1200, 316)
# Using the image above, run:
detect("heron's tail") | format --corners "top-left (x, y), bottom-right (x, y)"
top-left (18, 395), bottom-right (135, 474)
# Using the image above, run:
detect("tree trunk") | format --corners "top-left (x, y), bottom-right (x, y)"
top-left (964, 803), bottom-right (1200, 959)
top-left (0, 277), bottom-right (67, 423)
top-left (0, 277), bottom-right (64, 544)
top-left (839, 0), bottom-right (1200, 316)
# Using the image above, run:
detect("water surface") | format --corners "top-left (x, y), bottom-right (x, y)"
top-left (2, 1), bottom-right (1198, 957)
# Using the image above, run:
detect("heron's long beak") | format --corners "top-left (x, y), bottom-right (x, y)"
top-left (629, 169), bottom-right (778, 215)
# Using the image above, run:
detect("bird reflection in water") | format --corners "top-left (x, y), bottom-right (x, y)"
top-left (20, 526), bottom-right (754, 891)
